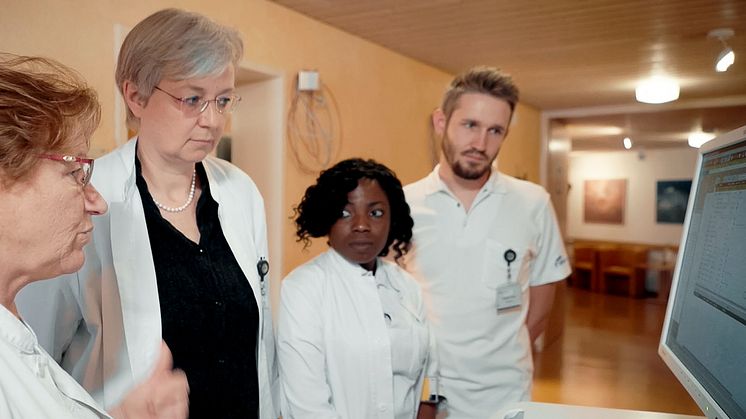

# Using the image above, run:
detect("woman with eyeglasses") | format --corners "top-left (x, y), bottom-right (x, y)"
top-left (1, 55), bottom-right (189, 419)
top-left (17, 9), bottom-right (279, 419)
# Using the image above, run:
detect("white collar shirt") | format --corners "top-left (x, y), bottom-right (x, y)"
top-left (404, 165), bottom-right (570, 418)
top-left (0, 304), bottom-right (110, 419)
top-left (278, 248), bottom-right (436, 419)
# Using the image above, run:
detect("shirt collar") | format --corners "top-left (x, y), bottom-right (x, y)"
top-left (326, 248), bottom-right (405, 296)
top-left (423, 163), bottom-right (507, 197)
top-left (328, 247), bottom-right (378, 277)
top-left (0, 304), bottom-right (37, 354)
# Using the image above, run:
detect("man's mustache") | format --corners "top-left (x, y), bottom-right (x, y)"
top-left (461, 149), bottom-right (488, 159)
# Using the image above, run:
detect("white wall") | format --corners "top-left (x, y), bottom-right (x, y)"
top-left (567, 148), bottom-right (698, 245)
top-left (232, 66), bottom-right (285, 319)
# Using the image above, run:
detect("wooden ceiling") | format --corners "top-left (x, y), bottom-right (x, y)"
top-left (270, 0), bottom-right (746, 150)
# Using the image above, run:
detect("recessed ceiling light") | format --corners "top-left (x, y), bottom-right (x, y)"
top-left (623, 137), bottom-right (633, 149)
top-left (635, 76), bottom-right (680, 104)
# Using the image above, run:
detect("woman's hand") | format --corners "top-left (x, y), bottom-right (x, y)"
top-left (110, 342), bottom-right (189, 419)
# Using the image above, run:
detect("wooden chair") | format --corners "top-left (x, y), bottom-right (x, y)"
top-left (598, 247), bottom-right (648, 297)
top-left (570, 245), bottom-right (598, 291)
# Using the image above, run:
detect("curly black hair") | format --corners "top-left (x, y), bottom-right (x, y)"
top-left (294, 158), bottom-right (414, 261)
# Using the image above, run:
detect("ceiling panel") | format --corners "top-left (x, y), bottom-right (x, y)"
top-left (271, 0), bottom-right (746, 150)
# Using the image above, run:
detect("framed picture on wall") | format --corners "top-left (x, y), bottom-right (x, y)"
top-left (656, 179), bottom-right (692, 224)
top-left (583, 178), bottom-right (626, 224)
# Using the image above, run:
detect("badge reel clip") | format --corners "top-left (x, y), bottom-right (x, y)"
top-left (257, 257), bottom-right (269, 296)
top-left (496, 249), bottom-right (521, 312)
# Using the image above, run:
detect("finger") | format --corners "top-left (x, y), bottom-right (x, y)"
top-left (150, 370), bottom-right (190, 411)
top-left (152, 341), bottom-right (174, 375)
top-left (153, 390), bottom-right (189, 419)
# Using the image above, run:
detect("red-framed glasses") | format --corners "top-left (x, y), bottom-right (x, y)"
top-left (38, 154), bottom-right (95, 186)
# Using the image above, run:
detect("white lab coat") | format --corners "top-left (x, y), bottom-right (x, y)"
top-left (17, 138), bottom-right (280, 417)
top-left (277, 248), bottom-right (438, 419)
top-left (0, 304), bottom-right (110, 419)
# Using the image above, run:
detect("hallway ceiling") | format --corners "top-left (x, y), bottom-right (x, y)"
top-left (271, 0), bottom-right (746, 150)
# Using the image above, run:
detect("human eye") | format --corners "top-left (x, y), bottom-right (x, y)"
top-left (69, 167), bottom-right (84, 184)
top-left (463, 120), bottom-right (477, 129)
top-left (488, 127), bottom-right (504, 135)
top-left (370, 208), bottom-right (385, 218)
top-left (182, 95), bottom-right (203, 108)
top-left (340, 209), bottom-right (351, 219)
top-left (216, 96), bottom-right (233, 109)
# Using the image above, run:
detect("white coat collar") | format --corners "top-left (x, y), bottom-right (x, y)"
top-left (0, 304), bottom-right (35, 354)
top-left (325, 248), bottom-right (404, 294)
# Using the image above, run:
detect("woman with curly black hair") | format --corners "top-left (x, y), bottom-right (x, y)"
top-left (277, 158), bottom-right (441, 419)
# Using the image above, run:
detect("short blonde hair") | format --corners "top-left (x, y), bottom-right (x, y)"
top-left (115, 8), bottom-right (244, 130)
top-left (442, 66), bottom-right (519, 121)
top-left (0, 54), bottom-right (100, 185)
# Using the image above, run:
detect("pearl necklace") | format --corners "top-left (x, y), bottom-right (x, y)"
top-left (152, 168), bottom-right (197, 213)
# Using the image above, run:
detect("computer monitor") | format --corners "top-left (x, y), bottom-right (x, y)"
top-left (659, 124), bottom-right (746, 419)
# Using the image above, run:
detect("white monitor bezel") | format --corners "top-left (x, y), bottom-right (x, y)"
top-left (658, 123), bottom-right (746, 419)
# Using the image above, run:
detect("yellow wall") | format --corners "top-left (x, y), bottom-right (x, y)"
top-left (1, 0), bottom-right (541, 275)
top-left (499, 105), bottom-right (542, 183)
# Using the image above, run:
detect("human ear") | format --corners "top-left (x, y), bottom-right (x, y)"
top-left (122, 80), bottom-right (147, 118)
top-left (432, 108), bottom-right (447, 137)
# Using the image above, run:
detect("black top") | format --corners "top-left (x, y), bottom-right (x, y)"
top-left (135, 157), bottom-right (259, 419)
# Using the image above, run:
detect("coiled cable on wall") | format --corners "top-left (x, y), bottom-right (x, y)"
top-left (287, 73), bottom-right (342, 174)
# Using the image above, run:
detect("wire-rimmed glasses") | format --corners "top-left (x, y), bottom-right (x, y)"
top-left (38, 154), bottom-right (95, 186)
top-left (153, 86), bottom-right (242, 116)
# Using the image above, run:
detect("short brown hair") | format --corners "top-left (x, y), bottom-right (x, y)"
top-left (0, 54), bottom-right (100, 184)
top-left (441, 66), bottom-right (519, 121)
top-left (116, 8), bottom-right (244, 130)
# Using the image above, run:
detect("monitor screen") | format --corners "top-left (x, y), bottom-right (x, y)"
top-left (659, 124), bottom-right (746, 419)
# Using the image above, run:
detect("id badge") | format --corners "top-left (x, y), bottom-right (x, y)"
top-left (496, 282), bottom-right (522, 311)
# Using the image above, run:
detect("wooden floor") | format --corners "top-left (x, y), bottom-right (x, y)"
top-left (532, 287), bottom-right (703, 415)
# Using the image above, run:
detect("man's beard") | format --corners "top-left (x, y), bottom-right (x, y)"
top-left (442, 132), bottom-right (495, 180)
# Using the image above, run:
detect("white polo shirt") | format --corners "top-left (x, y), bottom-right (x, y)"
top-left (404, 166), bottom-right (570, 418)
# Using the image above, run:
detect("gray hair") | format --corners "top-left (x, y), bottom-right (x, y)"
top-left (115, 8), bottom-right (243, 129)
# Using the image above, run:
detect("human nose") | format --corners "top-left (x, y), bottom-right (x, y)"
top-left (471, 130), bottom-right (489, 151)
top-left (351, 214), bottom-right (370, 232)
top-left (197, 101), bottom-right (221, 127)
top-left (84, 183), bottom-right (108, 215)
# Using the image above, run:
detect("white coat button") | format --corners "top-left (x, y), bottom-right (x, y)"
top-left (378, 404), bottom-right (387, 412)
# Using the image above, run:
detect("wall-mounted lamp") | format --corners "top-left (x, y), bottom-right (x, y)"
top-left (688, 131), bottom-right (716, 148)
top-left (708, 28), bottom-right (735, 72)
top-left (635, 76), bottom-right (680, 104)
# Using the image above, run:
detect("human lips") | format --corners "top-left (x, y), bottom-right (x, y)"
top-left (78, 227), bottom-right (93, 244)
top-left (348, 241), bottom-right (376, 251)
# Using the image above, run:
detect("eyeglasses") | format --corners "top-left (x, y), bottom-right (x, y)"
top-left (38, 154), bottom-right (95, 186)
top-left (153, 86), bottom-right (241, 116)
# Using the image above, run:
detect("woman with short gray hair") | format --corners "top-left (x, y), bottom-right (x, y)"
top-left (18, 9), bottom-right (279, 419)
